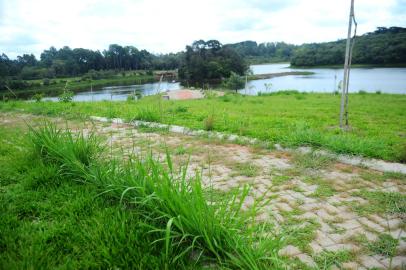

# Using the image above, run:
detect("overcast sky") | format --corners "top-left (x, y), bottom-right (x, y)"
top-left (1, 0), bottom-right (405, 58)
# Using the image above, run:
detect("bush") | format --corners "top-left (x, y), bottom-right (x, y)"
top-left (358, 90), bottom-right (367, 94)
top-left (375, 90), bottom-right (382, 94)
top-left (127, 94), bottom-right (136, 101)
top-left (32, 93), bottom-right (44, 102)
top-left (43, 78), bottom-right (50, 86)
top-left (223, 72), bottom-right (245, 92)
top-left (58, 91), bottom-right (74, 102)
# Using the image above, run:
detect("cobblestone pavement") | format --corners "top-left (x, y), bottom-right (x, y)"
top-left (1, 114), bottom-right (405, 269)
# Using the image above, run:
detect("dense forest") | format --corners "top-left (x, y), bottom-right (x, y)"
top-left (290, 27), bottom-right (406, 66)
top-left (1, 26), bottom-right (405, 89)
top-left (0, 45), bottom-right (181, 80)
top-left (224, 41), bottom-right (296, 63)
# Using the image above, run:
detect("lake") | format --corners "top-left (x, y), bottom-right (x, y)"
top-left (44, 81), bottom-right (182, 102)
top-left (245, 63), bottom-right (406, 95)
top-left (46, 63), bottom-right (406, 101)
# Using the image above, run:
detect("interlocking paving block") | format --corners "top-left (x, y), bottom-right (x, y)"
top-left (359, 255), bottom-right (385, 269)
top-left (324, 243), bottom-right (359, 252)
top-left (315, 231), bottom-right (335, 247)
top-left (358, 217), bottom-right (385, 232)
top-left (328, 233), bottom-right (345, 244)
top-left (298, 212), bottom-right (319, 220)
top-left (323, 204), bottom-right (339, 215)
top-left (295, 253), bottom-right (317, 268)
top-left (342, 262), bottom-right (359, 270)
top-left (380, 256), bottom-right (406, 270)
top-left (389, 229), bottom-right (405, 239)
top-left (309, 241), bottom-right (323, 254)
top-left (338, 219), bottom-right (362, 230)
top-left (276, 202), bottom-right (293, 212)
top-left (278, 245), bottom-right (301, 257)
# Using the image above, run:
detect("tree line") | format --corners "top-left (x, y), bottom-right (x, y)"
top-left (1, 26), bottom-right (405, 85)
top-left (290, 27), bottom-right (406, 66)
top-left (0, 44), bottom-right (182, 80)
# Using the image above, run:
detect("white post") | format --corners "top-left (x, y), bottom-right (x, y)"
top-left (339, 0), bottom-right (355, 129)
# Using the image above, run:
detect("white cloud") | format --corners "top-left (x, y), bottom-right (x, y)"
top-left (0, 0), bottom-right (404, 58)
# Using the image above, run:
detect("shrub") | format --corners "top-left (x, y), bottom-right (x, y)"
top-left (358, 90), bottom-right (367, 94)
top-left (375, 90), bottom-right (382, 94)
top-left (32, 93), bottom-right (44, 102)
top-left (58, 91), bottom-right (74, 103)
top-left (223, 72), bottom-right (245, 92)
top-left (127, 94), bottom-right (136, 101)
top-left (43, 78), bottom-right (50, 86)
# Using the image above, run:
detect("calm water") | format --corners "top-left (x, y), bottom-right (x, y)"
top-left (44, 81), bottom-right (182, 102)
top-left (244, 63), bottom-right (406, 94)
top-left (44, 63), bottom-right (406, 101)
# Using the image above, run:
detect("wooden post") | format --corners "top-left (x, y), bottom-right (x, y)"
top-left (339, 0), bottom-right (355, 129)
top-left (245, 75), bottom-right (248, 95)
top-left (91, 80), bottom-right (93, 101)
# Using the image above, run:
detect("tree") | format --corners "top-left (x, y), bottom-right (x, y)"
top-left (224, 72), bottom-right (245, 92)
top-left (179, 40), bottom-right (247, 83)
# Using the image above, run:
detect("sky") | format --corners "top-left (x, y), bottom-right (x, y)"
top-left (0, 0), bottom-right (405, 58)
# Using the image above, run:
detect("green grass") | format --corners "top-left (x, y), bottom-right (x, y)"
top-left (1, 92), bottom-right (405, 162)
top-left (351, 190), bottom-right (406, 215)
top-left (302, 176), bottom-right (337, 199)
top-left (0, 123), bottom-right (285, 269)
top-left (279, 208), bottom-right (320, 252)
top-left (313, 250), bottom-right (355, 269)
top-left (231, 162), bottom-right (260, 177)
top-left (367, 234), bottom-right (399, 257)
top-left (293, 151), bottom-right (335, 170)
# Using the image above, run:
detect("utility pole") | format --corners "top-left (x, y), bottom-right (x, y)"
top-left (339, 0), bottom-right (357, 129)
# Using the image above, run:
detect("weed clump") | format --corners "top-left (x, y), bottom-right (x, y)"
top-left (203, 115), bottom-right (215, 131)
top-left (134, 107), bottom-right (160, 122)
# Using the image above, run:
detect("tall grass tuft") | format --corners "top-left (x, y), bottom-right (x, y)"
top-left (134, 107), bottom-right (160, 122)
top-left (28, 122), bottom-right (102, 181)
top-left (28, 123), bottom-right (283, 269)
top-left (203, 115), bottom-right (215, 131)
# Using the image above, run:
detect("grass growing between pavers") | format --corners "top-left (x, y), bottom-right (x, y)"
top-left (0, 123), bottom-right (287, 269)
top-left (231, 162), bottom-right (260, 177)
top-left (367, 234), bottom-right (399, 257)
top-left (1, 91), bottom-right (405, 162)
top-left (351, 190), bottom-right (406, 216)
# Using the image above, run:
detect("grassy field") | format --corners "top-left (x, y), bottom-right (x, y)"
top-left (0, 91), bottom-right (405, 162)
top-left (0, 122), bottom-right (284, 269)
